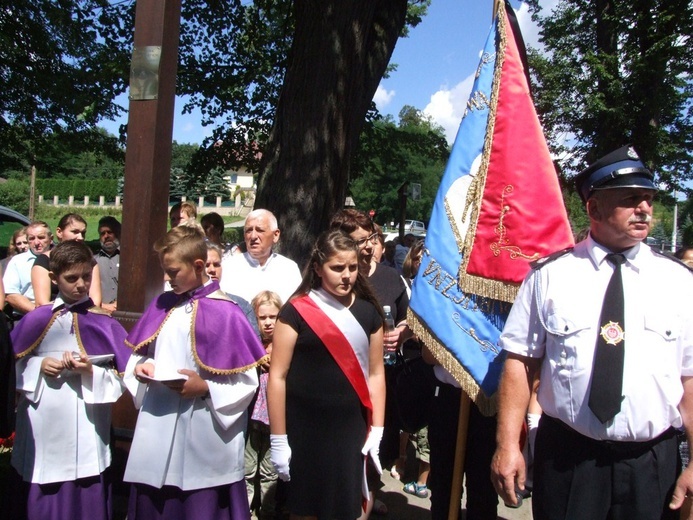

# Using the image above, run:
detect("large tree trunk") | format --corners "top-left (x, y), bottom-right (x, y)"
top-left (255, 0), bottom-right (408, 269)
top-left (593, 0), bottom-right (623, 159)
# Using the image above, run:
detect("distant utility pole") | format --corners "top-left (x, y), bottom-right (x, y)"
top-left (672, 190), bottom-right (678, 253)
top-left (29, 165), bottom-right (36, 220)
top-left (398, 181), bottom-right (408, 241)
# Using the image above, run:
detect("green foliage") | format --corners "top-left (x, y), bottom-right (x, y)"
top-left (349, 110), bottom-right (449, 225)
top-left (563, 190), bottom-right (590, 239)
top-left (0, 126), bottom-right (124, 183)
top-left (169, 168), bottom-right (187, 201)
top-left (177, 0), bottom-right (430, 174)
top-left (222, 227), bottom-right (243, 247)
top-left (0, 179), bottom-right (31, 215)
top-left (168, 143), bottom-right (231, 202)
top-left (200, 167), bottom-right (232, 201)
top-left (526, 0), bottom-right (693, 194)
top-left (651, 204), bottom-right (675, 245)
top-left (177, 0), bottom-right (294, 173)
top-left (679, 198), bottom-right (693, 246)
top-left (171, 142), bottom-right (199, 171)
top-left (0, 2), bottom-right (131, 169)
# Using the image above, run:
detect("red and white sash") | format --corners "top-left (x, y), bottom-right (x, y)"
top-left (291, 289), bottom-right (372, 420)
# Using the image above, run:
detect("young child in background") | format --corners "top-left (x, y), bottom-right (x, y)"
top-left (206, 242), bottom-right (260, 338)
top-left (245, 290), bottom-right (282, 519)
top-left (123, 225), bottom-right (268, 520)
top-left (11, 240), bottom-right (130, 520)
top-left (169, 201), bottom-right (198, 228)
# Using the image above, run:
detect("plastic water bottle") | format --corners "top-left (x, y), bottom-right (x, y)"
top-left (383, 305), bottom-right (397, 366)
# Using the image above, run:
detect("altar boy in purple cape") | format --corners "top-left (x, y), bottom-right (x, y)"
top-left (10, 240), bottom-right (129, 520)
top-left (123, 225), bottom-right (268, 520)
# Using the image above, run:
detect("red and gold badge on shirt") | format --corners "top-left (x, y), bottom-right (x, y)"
top-left (600, 321), bottom-right (625, 345)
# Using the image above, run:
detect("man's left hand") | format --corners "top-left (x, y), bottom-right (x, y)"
top-left (670, 464), bottom-right (693, 518)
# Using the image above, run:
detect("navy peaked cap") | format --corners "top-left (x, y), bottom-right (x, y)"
top-left (575, 145), bottom-right (656, 202)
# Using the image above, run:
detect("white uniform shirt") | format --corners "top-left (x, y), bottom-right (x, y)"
top-left (220, 251), bottom-right (301, 303)
top-left (12, 297), bottom-right (125, 484)
top-left (123, 301), bottom-right (259, 491)
top-left (501, 236), bottom-right (693, 442)
top-left (2, 250), bottom-right (38, 301)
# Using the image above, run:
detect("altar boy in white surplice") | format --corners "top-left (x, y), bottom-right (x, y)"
top-left (11, 241), bottom-right (130, 520)
top-left (123, 225), bottom-right (268, 520)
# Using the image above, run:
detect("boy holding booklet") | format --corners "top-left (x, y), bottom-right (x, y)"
top-left (123, 225), bottom-right (268, 519)
top-left (11, 240), bottom-right (129, 520)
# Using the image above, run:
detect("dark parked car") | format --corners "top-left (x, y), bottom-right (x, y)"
top-left (0, 205), bottom-right (31, 259)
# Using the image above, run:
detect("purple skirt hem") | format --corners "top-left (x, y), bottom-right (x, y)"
top-left (127, 479), bottom-right (250, 520)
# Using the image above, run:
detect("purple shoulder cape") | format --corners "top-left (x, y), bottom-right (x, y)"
top-left (126, 281), bottom-right (267, 374)
top-left (11, 299), bottom-right (130, 372)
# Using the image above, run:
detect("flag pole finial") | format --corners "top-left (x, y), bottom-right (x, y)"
top-left (493, 0), bottom-right (502, 21)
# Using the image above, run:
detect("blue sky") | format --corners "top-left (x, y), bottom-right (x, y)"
top-left (101, 0), bottom-right (550, 145)
top-left (377, 0), bottom-right (548, 142)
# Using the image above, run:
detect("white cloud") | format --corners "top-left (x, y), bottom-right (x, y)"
top-left (423, 73), bottom-right (475, 144)
top-left (516, 0), bottom-right (560, 50)
top-left (373, 84), bottom-right (396, 110)
top-left (422, 1), bottom-right (560, 145)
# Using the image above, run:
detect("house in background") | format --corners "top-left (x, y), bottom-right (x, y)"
top-left (226, 166), bottom-right (255, 193)
top-left (219, 141), bottom-right (260, 216)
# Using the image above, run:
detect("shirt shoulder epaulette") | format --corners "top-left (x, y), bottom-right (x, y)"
top-left (530, 247), bottom-right (574, 270)
top-left (650, 248), bottom-right (693, 273)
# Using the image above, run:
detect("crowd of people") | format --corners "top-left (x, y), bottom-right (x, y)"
top-left (1, 144), bottom-right (693, 520)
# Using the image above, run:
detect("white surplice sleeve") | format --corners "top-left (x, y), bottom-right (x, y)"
top-left (124, 353), bottom-right (155, 408)
top-left (81, 366), bottom-right (125, 404)
top-left (206, 368), bottom-right (258, 430)
top-left (15, 355), bottom-right (47, 404)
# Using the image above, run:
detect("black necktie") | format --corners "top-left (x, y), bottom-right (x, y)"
top-left (588, 253), bottom-right (626, 423)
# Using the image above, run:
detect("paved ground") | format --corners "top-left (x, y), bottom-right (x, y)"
top-left (376, 454), bottom-right (533, 520)
top-left (112, 441), bottom-right (534, 520)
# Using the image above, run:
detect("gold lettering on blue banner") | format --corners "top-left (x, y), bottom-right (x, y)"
top-left (420, 255), bottom-right (507, 356)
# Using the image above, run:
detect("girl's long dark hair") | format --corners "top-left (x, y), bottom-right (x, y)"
top-left (57, 212), bottom-right (87, 232)
top-left (292, 230), bottom-right (384, 320)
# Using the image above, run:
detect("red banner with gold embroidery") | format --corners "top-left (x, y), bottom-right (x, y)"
top-left (458, 4), bottom-right (573, 302)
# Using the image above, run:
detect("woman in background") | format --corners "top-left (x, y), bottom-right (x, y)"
top-left (1, 227), bottom-right (28, 272)
top-left (31, 213), bottom-right (101, 307)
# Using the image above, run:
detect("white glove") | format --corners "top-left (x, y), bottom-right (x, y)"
top-left (270, 434), bottom-right (292, 482)
top-left (361, 426), bottom-right (384, 474)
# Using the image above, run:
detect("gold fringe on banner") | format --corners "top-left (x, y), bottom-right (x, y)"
top-left (407, 307), bottom-right (497, 417)
top-left (458, 271), bottom-right (519, 303)
top-left (456, 2), bottom-right (513, 303)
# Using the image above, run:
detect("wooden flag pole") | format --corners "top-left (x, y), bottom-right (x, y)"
top-left (448, 391), bottom-right (472, 520)
top-left (447, 2), bottom-right (501, 519)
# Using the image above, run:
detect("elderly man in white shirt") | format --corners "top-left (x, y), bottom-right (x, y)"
top-left (220, 209), bottom-right (301, 304)
top-left (3, 221), bottom-right (53, 318)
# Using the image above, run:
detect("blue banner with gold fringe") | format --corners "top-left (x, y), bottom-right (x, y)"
top-left (408, 1), bottom-right (573, 414)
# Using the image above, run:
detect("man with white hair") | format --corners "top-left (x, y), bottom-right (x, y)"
top-left (220, 209), bottom-right (301, 304)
